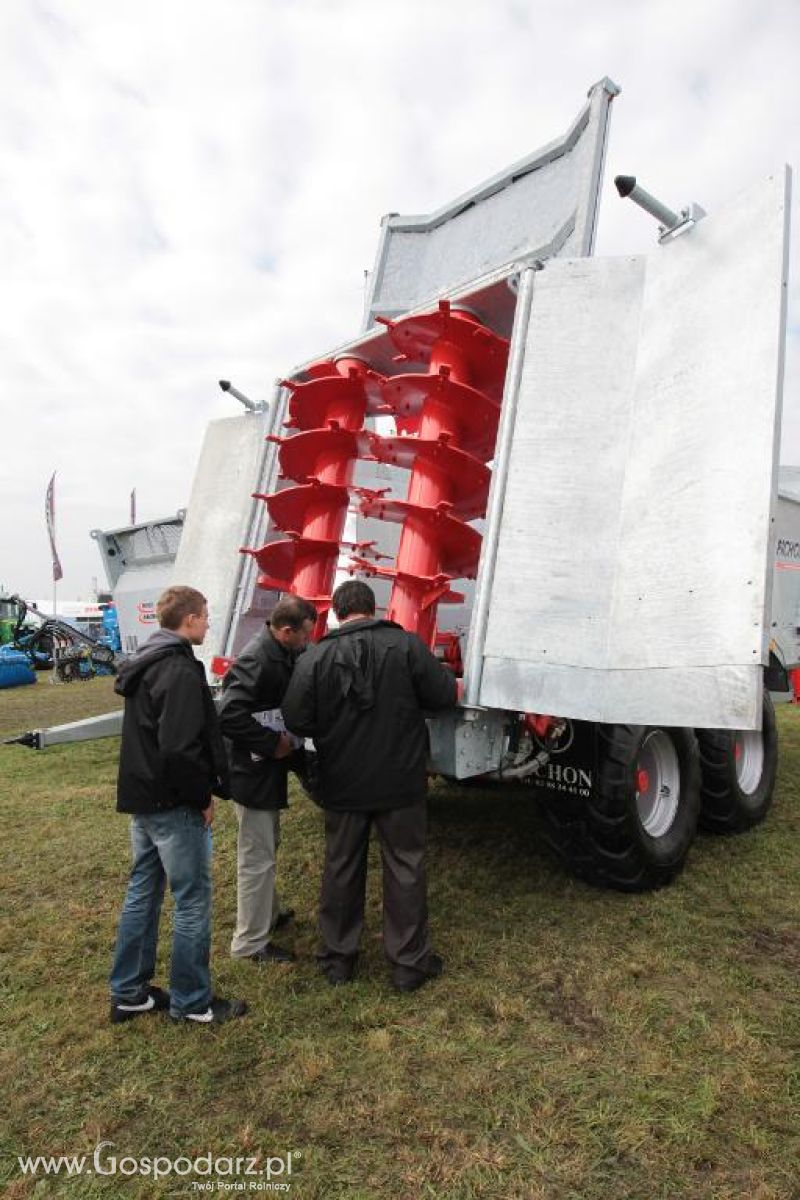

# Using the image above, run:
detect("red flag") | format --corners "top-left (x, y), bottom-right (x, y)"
top-left (45, 472), bottom-right (63, 582)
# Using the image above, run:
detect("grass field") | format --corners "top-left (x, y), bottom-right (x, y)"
top-left (1, 677), bottom-right (798, 1199)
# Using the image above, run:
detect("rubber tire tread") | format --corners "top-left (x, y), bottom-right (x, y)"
top-left (539, 725), bottom-right (701, 893)
top-left (696, 692), bottom-right (778, 834)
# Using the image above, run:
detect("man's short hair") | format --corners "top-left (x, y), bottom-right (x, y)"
top-left (270, 596), bottom-right (318, 631)
top-left (156, 586), bottom-right (207, 631)
top-left (332, 580), bottom-right (376, 620)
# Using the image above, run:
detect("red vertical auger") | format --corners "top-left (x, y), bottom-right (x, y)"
top-left (244, 302), bottom-right (508, 651)
top-left (245, 358), bottom-right (383, 638)
top-left (365, 301), bottom-right (509, 647)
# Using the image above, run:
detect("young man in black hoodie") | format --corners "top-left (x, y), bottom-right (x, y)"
top-left (109, 585), bottom-right (246, 1025)
top-left (281, 580), bottom-right (457, 992)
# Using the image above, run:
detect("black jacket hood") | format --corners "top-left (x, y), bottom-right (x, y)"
top-left (114, 630), bottom-right (193, 697)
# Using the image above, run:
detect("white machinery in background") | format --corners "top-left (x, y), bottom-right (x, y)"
top-left (91, 512), bottom-right (185, 652)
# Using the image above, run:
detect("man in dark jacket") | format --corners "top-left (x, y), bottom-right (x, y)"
top-left (109, 585), bottom-right (246, 1025)
top-left (282, 580), bottom-right (457, 992)
top-left (217, 596), bottom-right (316, 964)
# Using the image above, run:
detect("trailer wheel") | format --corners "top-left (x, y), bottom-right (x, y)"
top-left (540, 725), bottom-right (701, 892)
top-left (696, 693), bottom-right (777, 833)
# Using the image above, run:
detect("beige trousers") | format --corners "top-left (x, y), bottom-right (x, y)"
top-left (230, 804), bottom-right (282, 958)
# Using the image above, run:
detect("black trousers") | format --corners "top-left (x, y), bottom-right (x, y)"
top-left (318, 796), bottom-right (431, 981)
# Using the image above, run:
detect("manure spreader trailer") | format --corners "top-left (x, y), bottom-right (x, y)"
top-left (9, 79), bottom-right (797, 892)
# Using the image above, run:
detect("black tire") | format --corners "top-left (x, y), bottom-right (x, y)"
top-left (539, 725), bottom-right (701, 892)
top-left (696, 692), bottom-right (778, 833)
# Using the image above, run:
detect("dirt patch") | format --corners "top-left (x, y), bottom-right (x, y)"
top-left (747, 927), bottom-right (800, 968)
top-left (538, 972), bottom-right (604, 1035)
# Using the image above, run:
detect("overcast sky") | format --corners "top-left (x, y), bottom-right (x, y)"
top-left (1, 0), bottom-right (798, 604)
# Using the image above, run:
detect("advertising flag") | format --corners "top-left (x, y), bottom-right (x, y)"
top-left (45, 472), bottom-right (63, 582)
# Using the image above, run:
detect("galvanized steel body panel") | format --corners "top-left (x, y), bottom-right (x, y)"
top-left (478, 171), bottom-right (791, 730)
top-left (364, 79), bottom-right (618, 327)
top-left (171, 407), bottom-right (281, 675)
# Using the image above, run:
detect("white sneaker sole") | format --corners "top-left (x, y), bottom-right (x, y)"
top-left (114, 994), bottom-right (156, 1014)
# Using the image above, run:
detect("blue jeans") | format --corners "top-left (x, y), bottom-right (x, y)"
top-left (110, 807), bottom-right (212, 1017)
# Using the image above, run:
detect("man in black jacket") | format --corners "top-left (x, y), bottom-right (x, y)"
top-left (109, 586), bottom-right (246, 1025)
top-left (218, 596), bottom-right (316, 964)
top-left (282, 580), bottom-right (457, 992)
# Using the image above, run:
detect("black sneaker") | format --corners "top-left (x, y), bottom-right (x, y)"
top-left (393, 954), bottom-right (444, 994)
top-left (172, 997), bottom-right (248, 1024)
top-left (110, 985), bottom-right (170, 1024)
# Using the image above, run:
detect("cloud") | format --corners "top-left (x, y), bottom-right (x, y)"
top-left (0, 0), bottom-right (797, 601)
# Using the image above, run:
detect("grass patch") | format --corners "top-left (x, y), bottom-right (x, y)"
top-left (0, 678), bottom-right (798, 1197)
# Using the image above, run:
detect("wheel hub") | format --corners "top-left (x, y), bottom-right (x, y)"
top-left (733, 731), bottom-right (764, 795)
top-left (635, 731), bottom-right (681, 837)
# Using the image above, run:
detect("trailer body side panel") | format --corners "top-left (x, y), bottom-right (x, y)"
top-left (479, 171), bottom-right (791, 730)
